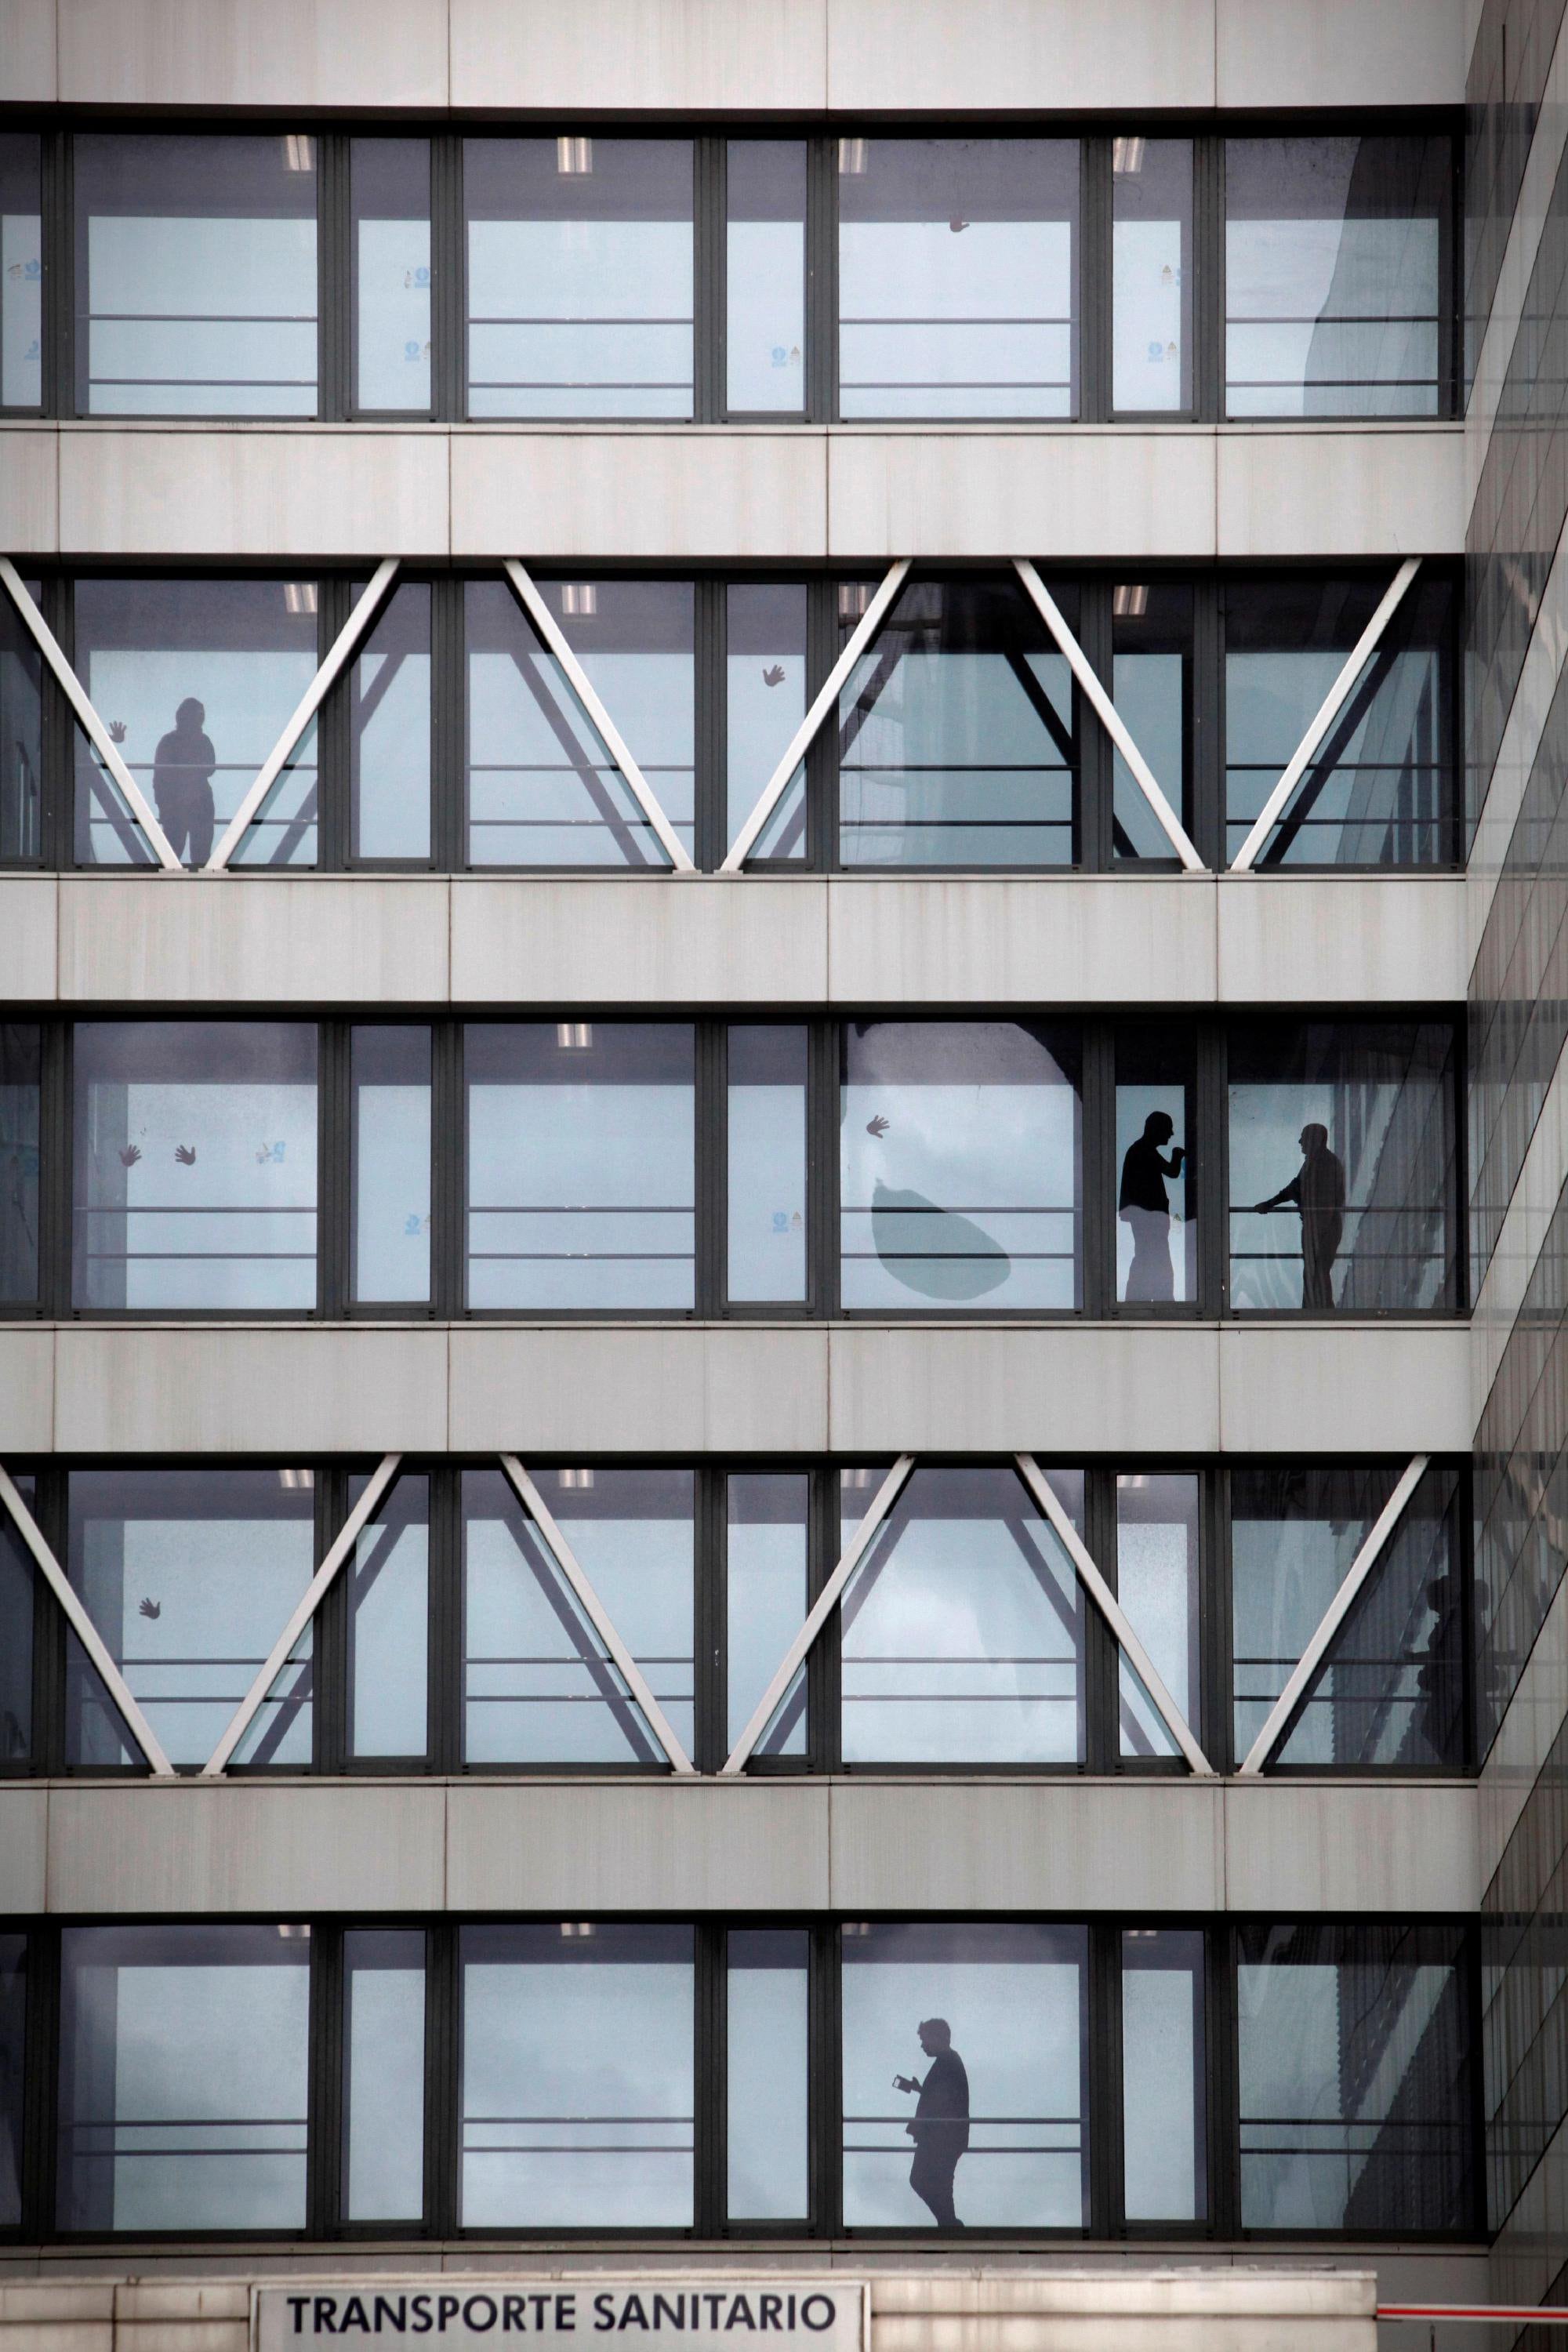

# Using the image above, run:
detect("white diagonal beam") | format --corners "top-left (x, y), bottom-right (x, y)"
top-left (0, 1461), bottom-right (175, 1776)
top-left (1014, 558), bottom-right (1205, 873)
top-left (0, 556), bottom-right (183, 873)
top-left (503, 561), bottom-right (696, 873)
top-left (720, 559), bottom-right (912, 872)
top-left (206, 559), bottom-right (400, 873)
top-left (1229, 557), bottom-right (1421, 874)
top-left (500, 1454), bottom-right (697, 1773)
top-left (201, 1453), bottom-right (402, 1776)
top-left (1015, 1452), bottom-right (1215, 1777)
top-left (722, 1454), bottom-right (914, 1775)
top-left (1238, 1454), bottom-right (1429, 1776)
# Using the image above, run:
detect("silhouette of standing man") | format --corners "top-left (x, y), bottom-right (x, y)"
top-left (1119, 1110), bottom-right (1186, 1301)
top-left (152, 697), bottom-right (217, 866)
top-left (895, 2018), bottom-right (970, 2228)
top-left (1254, 1121), bottom-right (1347, 1310)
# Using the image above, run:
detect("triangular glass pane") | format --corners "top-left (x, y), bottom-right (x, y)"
top-left (726, 581), bottom-right (808, 862)
top-left (728, 1472), bottom-right (808, 1758)
top-left (64, 1628), bottom-right (143, 1769)
top-left (231, 1628), bottom-right (314, 1767)
top-left (229, 713), bottom-right (319, 869)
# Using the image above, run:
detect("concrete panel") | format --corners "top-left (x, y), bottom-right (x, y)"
top-left (828, 430), bottom-right (1218, 560)
top-left (452, 430), bottom-right (826, 559)
top-left (448, 1324), bottom-right (830, 1454)
top-left (0, 877), bottom-right (56, 1002)
top-left (1481, 1562), bottom-right (1568, 1886)
top-left (43, 1781), bottom-right (447, 1915)
top-left (1222, 1781), bottom-right (1479, 1913)
top-left (0, 2282), bottom-right (114, 2352)
top-left (1218, 1323), bottom-right (1473, 1456)
top-left (826, 0), bottom-right (1216, 110)
top-left (56, 876), bottom-right (451, 1007)
top-left (0, 426), bottom-right (57, 553)
top-left (445, 1779), bottom-right (829, 1911)
top-left (1218, 0), bottom-right (1468, 105)
top-left (56, 430), bottom-right (450, 561)
top-left (0, 0), bottom-right (56, 100)
top-left (0, 1328), bottom-right (55, 1453)
top-left (829, 1779), bottom-right (1225, 1912)
top-left (827, 876), bottom-right (1217, 1005)
top-left (0, 1787), bottom-right (47, 1915)
top-left (827, 1324), bottom-right (1223, 1454)
top-left (57, 0), bottom-right (448, 105)
top-left (1216, 428), bottom-right (1464, 558)
top-left (1215, 876), bottom-right (1468, 1006)
top-left (450, 877), bottom-right (827, 1006)
top-left (52, 1327), bottom-right (449, 1454)
top-left (452, 0), bottom-right (826, 109)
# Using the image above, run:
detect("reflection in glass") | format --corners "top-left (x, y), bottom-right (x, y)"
top-left (0, 1482), bottom-right (32, 1766)
top-left (74, 134), bottom-right (318, 417)
top-left (728, 1929), bottom-right (809, 2219)
top-left (728, 1026), bottom-right (807, 1302)
top-left (728, 143), bottom-right (806, 414)
top-left (1112, 582), bottom-right (1193, 860)
top-left (0, 1934), bottom-right (21, 2227)
top-left (72, 1022), bottom-right (318, 1311)
top-left (0, 572), bottom-right (42, 859)
top-left (73, 578), bottom-right (320, 869)
top-left (466, 1023), bottom-right (694, 1310)
top-left (841, 1922), bottom-right (1088, 2228)
top-left (65, 1468), bottom-right (318, 1769)
top-left (463, 1467), bottom-right (693, 1763)
top-left (726, 582), bottom-right (808, 859)
top-left (1116, 1025), bottom-right (1196, 1304)
top-left (465, 140), bottom-right (693, 419)
top-left (343, 1929), bottom-right (426, 2221)
top-left (838, 1465), bottom-right (1086, 1764)
top-left (57, 1923), bottom-right (310, 2230)
top-left (1237, 1924), bottom-right (1473, 2229)
top-left (351, 1025), bottom-right (431, 1304)
top-left (1116, 1475), bottom-right (1200, 1762)
top-left (1225, 136), bottom-right (1449, 418)
top-left (350, 580), bottom-right (432, 861)
top-left (1225, 573), bottom-right (1454, 866)
top-left (460, 1923), bottom-right (694, 2225)
top-left (1121, 1929), bottom-right (1206, 2220)
top-left (1112, 139), bottom-right (1192, 412)
top-left (728, 1474), bottom-right (808, 1759)
top-left (1227, 1021), bottom-right (1457, 1312)
top-left (466, 579), bottom-right (694, 867)
top-left (839, 140), bottom-right (1078, 419)
top-left (837, 574), bottom-right (1077, 867)
top-left (0, 135), bottom-right (42, 408)
top-left (351, 139), bottom-right (431, 412)
top-left (0, 1023), bottom-right (40, 1304)
top-left (841, 1022), bottom-right (1082, 1310)
top-left (347, 1472), bottom-right (430, 1761)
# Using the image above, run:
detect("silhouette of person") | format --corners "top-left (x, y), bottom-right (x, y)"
top-left (895, 2017), bottom-right (970, 2227)
top-left (1254, 1121), bottom-right (1347, 1310)
top-left (151, 696), bottom-right (216, 866)
top-left (1119, 1110), bottom-right (1186, 1301)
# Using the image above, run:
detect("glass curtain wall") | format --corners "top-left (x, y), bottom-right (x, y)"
top-left (0, 133), bottom-right (42, 410)
top-left (0, 572), bottom-right (42, 860)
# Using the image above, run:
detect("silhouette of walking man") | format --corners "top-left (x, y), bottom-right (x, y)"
top-left (1254, 1121), bottom-right (1347, 1310)
top-left (1119, 1110), bottom-right (1186, 1301)
top-left (151, 697), bottom-right (217, 866)
top-left (895, 2018), bottom-right (970, 2228)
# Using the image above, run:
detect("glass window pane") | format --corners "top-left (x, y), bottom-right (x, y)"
top-left (0, 135), bottom-right (42, 408)
top-left (350, 580), bottom-right (432, 862)
top-left (65, 1468), bottom-right (317, 1769)
top-left (728, 1473), bottom-right (808, 1759)
top-left (1116, 1474), bottom-right (1200, 1762)
top-left (0, 1475), bottom-right (35, 1766)
top-left (838, 139), bottom-right (1078, 419)
top-left (838, 574), bottom-right (1077, 869)
top-left (728, 1025), bottom-right (807, 1302)
top-left (1116, 1024), bottom-right (1196, 1305)
top-left (1237, 1924), bottom-right (1474, 2229)
top-left (352, 1025), bottom-right (431, 1304)
top-left (1112, 138), bottom-right (1192, 413)
top-left (728, 142), bottom-right (806, 414)
top-left (841, 1922), bottom-right (1088, 2228)
top-left (841, 1021), bottom-right (1081, 1311)
top-left (1121, 1929), bottom-right (1206, 2221)
top-left (1112, 582), bottom-right (1193, 862)
top-left (57, 1923), bottom-right (310, 2230)
top-left (0, 1933), bottom-right (22, 2227)
top-left (460, 1923), bottom-right (694, 2225)
top-left (351, 138), bottom-right (430, 412)
top-left (347, 1472), bottom-right (430, 1761)
top-left (728, 1929), bottom-right (809, 2220)
top-left (838, 1465), bottom-right (1085, 1765)
top-left (463, 1467), bottom-right (693, 1764)
top-left (0, 1022), bottom-right (40, 1305)
top-left (465, 138), bottom-right (693, 419)
top-left (0, 573), bottom-right (42, 861)
top-left (72, 1022), bottom-right (318, 1311)
top-left (343, 1929), bottom-right (426, 2221)
top-left (466, 1022), bottom-right (695, 1310)
top-left (1225, 574), bottom-right (1454, 867)
top-left (727, 582), bottom-right (808, 860)
top-left (74, 133), bottom-right (318, 417)
top-left (1227, 1020), bottom-right (1458, 1312)
top-left (1226, 136), bottom-right (1450, 419)
top-left (73, 578), bottom-right (321, 869)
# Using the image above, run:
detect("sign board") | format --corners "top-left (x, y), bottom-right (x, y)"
top-left (256, 2282), bottom-right (867, 2352)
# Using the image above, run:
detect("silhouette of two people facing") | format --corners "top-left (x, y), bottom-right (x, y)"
top-left (1252, 1122), bottom-right (1347, 1310)
top-left (895, 2018), bottom-right (970, 2229)
top-left (1120, 1110), bottom-right (1349, 1311)
top-left (152, 697), bottom-right (217, 866)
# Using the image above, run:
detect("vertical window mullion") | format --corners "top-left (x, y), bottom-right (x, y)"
top-left (1192, 569), bottom-right (1223, 870)
top-left (808, 575), bottom-right (837, 872)
top-left (1207, 1922), bottom-right (1241, 2238)
top-left (424, 1920), bottom-right (460, 2236)
top-left (818, 1922), bottom-right (842, 2235)
top-left (695, 575), bottom-right (725, 873)
top-left (430, 1463), bottom-right (463, 1777)
top-left (318, 1020), bottom-right (350, 1319)
top-left (695, 138), bottom-right (725, 425)
top-left (41, 573), bottom-right (72, 875)
top-left (47, 129), bottom-right (71, 420)
top-left (1197, 1018), bottom-right (1228, 1318)
top-left (313, 1467), bottom-right (350, 1777)
top-left (431, 134), bottom-right (465, 423)
top-left (1089, 1920), bottom-right (1122, 2234)
top-left (695, 1922), bottom-right (724, 2235)
top-left (1195, 135), bottom-right (1225, 424)
top-left (307, 1922), bottom-right (344, 2237)
top-left (697, 1464), bottom-right (724, 1775)
top-left (809, 1017), bottom-right (838, 1321)
top-left (31, 1465), bottom-right (67, 1778)
top-left (1080, 1018), bottom-right (1114, 1318)
top-left (1203, 1464), bottom-right (1232, 1774)
top-left (20, 1921), bottom-right (60, 2241)
top-left (806, 136), bottom-right (837, 425)
top-left (696, 1020), bottom-right (724, 1318)
top-left (432, 574), bottom-right (465, 873)
top-left (1079, 575), bottom-right (1112, 872)
top-left (41, 1017), bottom-right (70, 1320)
top-left (430, 1019), bottom-right (464, 1318)
top-left (1083, 1465), bottom-right (1120, 1774)
top-left (1079, 136), bottom-right (1111, 423)
top-left (317, 575), bottom-right (350, 873)
top-left (317, 133), bottom-right (350, 423)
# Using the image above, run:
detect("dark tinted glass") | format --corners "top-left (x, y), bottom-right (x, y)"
top-left (0, 133), bottom-right (42, 408)
top-left (0, 1023), bottom-right (39, 1305)
top-left (0, 1933), bottom-right (21, 2227)
top-left (0, 1480), bottom-right (32, 1766)
top-left (350, 138), bottom-right (431, 413)
top-left (0, 574), bottom-right (42, 861)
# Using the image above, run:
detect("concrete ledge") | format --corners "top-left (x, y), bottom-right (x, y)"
top-left (1221, 1780), bottom-right (1479, 1914)
top-left (54, 0), bottom-right (449, 105)
top-left (452, 430), bottom-right (827, 559)
top-left (449, 877), bottom-right (829, 1007)
top-left (446, 1323), bottom-right (833, 1453)
top-left (1214, 426), bottom-right (1463, 560)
